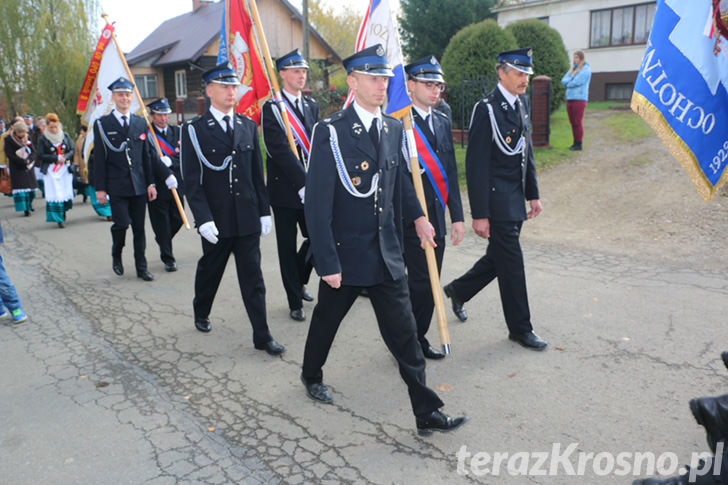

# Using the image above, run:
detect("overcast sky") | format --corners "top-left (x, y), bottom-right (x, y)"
top-left (98, 0), bottom-right (373, 52)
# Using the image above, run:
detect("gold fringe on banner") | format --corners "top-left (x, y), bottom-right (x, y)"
top-left (631, 91), bottom-right (728, 203)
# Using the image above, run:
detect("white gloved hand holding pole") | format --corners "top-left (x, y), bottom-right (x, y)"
top-left (165, 174), bottom-right (178, 189)
top-left (160, 155), bottom-right (172, 167)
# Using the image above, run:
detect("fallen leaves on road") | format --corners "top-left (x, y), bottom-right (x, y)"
top-left (436, 384), bottom-right (453, 392)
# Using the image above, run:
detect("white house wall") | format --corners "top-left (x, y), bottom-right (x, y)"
top-left (496, 0), bottom-right (648, 74)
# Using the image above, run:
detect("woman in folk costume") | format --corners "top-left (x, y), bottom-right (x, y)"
top-left (37, 113), bottom-right (75, 228)
top-left (3, 121), bottom-right (38, 215)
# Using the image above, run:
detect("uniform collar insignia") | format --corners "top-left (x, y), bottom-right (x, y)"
top-left (382, 121), bottom-right (389, 133)
top-left (352, 122), bottom-right (363, 135)
top-left (500, 101), bottom-right (509, 111)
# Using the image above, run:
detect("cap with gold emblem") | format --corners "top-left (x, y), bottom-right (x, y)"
top-left (404, 55), bottom-right (444, 83)
top-left (202, 62), bottom-right (239, 85)
top-left (107, 76), bottom-right (134, 93)
top-left (497, 47), bottom-right (534, 75)
top-left (342, 44), bottom-right (394, 77)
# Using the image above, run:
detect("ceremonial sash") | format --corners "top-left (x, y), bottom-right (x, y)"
top-left (148, 130), bottom-right (176, 157)
top-left (412, 123), bottom-right (448, 212)
top-left (278, 97), bottom-right (311, 160)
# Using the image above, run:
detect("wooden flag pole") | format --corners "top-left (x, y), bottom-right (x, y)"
top-left (403, 109), bottom-right (451, 355)
top-left (102, 13), bottom-right (190, 230)
top-left (244, 0), bottom-right (300, 158)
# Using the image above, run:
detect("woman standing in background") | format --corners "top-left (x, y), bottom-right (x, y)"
top-left (561, 50), bottom-right (592, 151)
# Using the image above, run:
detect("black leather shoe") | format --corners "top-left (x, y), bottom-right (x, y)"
top-left (422, 344), bottom-right (446, 360)
top-left (164, 262), bottom-right (177, 272)
top-left (137, 270), bottom-right (154, 282)
top-left (255, 339), bottom-right (285, 356)
top-left (302, 287), bottom-right (314, 302)
top-left (690, 394), bottom-right (728, 454)
top-left (508, 331), bottom-right (548, 350)
top-left (443, 284), bottom-right (467, 322)
top-left (290, 308), bottom-right (306, 321)
top-left (416, 410), bottom-right (468, 436)
top-left (112, 258), bottom-right (124, 276)
top-left (194, 316), bottom-right (211, 333)
top-left (301, 375), bottom-right (333, 404)
top-left (722, 351), bottom-right (728, 371)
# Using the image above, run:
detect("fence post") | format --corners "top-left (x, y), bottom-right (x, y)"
top-left (175, 98), bottom-right (184, 125)
top-left (530, 75), bottom-right (551, 147)
top-left (460, 71), bottom-right (466, 148)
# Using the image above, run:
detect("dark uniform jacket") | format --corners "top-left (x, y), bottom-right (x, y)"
top-left (148, 124), bottom-right (182, 201)
top-left (37, 133), bottom-right (75, 174)
top-left (466, 87), bottom-right (539, 221)
top-left (93, 112), bottom-right (155, 197)
top-left (262, 94), bottom-right (318, 209)
top-left (305, 104), bottom-right (423, 287)
top-left (181, 110), bottom-right (270, 238)
top-left (4, 135), bottom-right (38, 190)
top-left (411, 109), bottom-right (464, 239)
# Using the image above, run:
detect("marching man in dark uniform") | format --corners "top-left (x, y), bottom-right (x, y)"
top-left (261, 49), bottom-right (317, 322)
top-left (443, 48), bottom-right (547, 350)
top-left (94, 77), bottom-right (170, 282)
top-left (146, 97), bottom-right (183, 272)
top-left (181, 62), bottom-right (284, 356)
top-left (403, 56), bottom-right (465, 360)
top-left (301, 45), bottom-right (467, 435)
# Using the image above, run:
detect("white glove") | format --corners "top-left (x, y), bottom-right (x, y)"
top-left (199, 221), bottom-right (219, 244)
top-left (260, 216), bottom-right (272, 236)
top-left (165, 174), bottom-right (178, 189)
top-left (298, 186), bottom-right (305, 204)
top-left (160, 155), bottom-right (172, 167)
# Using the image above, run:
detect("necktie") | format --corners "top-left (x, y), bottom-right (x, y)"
top-left (514, 99), bottom-right (520, 113)
top-left (295, 98), bottom-right (300, 112)
top-left (121, 115), bottom-right (128, 135)
top-left (369, 119), bottom-right (379, 150)
top-left (222, 115), bottom-right (233, 142)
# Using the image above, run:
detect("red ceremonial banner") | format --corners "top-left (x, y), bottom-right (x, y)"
top-left (228, 0), bottom-right (270, 123)
top-left (76, 23), bottom-right (115, 114)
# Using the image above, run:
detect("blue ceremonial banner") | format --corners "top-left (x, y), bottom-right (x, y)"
top-left (632, 0), bottom-right (728, 202)
top-left (217, 1), bottom-right (228, 64)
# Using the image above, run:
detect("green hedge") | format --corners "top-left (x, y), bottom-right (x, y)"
top-left (441, 19), bottom-right (517, 128)
top-left (505, 19), bottom-right (570, 113)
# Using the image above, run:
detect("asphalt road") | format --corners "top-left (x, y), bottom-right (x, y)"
top-left (1, 192), bottom-right (727, 484)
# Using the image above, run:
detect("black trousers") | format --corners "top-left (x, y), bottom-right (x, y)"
top-left (109, 194), bottom-right (148, 272)
top-left (448, 220), bottom-right (532, 335)
top-left (272, 206), bottom-right (313, 310)
top-left (193, 234), bottom-right (272, 346)
top-left (403, 229), bottom-right (445, 349)
top-left (301, 277), bottom-right (444, 418)
top-left (148, 195), bottom-right (183, 264)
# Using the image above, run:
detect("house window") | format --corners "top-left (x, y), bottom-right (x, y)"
top-left (175, 70), bottom-right (187, 99)
top-left (590, 2), bottom-right (656, 48)
top-left (606, 82), bottom-right (633, 100)
top-left (134, 75), bottom-right (158, 98)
